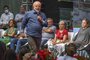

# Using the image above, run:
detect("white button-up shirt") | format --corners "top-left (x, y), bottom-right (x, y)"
top-left (0, 12), bottom-right (14, 24)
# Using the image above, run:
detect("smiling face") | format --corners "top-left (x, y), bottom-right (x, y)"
top-left (33, 1), bottom-right (41, 12)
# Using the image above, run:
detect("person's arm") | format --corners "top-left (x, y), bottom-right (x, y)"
top-left (8, 32), bottom-right (16, 37)
top-left (89, 28), bottom-right (90, 38)
top-left (21, 12), bottom-right (29, 32)
top-left (4, 30), bottom-right (15, 37)
top-left (17, 33), bottom-right (26, 39)
top-left (61, 30), bottom-right (68, 43)
top-left (0, 14), bottom-right (4, 24)
top-left (55, 30), bottom-right (68, 44)
top-left (10, 13), bottom-right (14, 20)
top-left (52, 34), bottom-right (57, 45)
top-left (42, 13), bottom-right (47, 26)
top-left (43, 26), bottom-right (56, 33)
top-left (0, 14), bottom-right (3, 20)
top-left (38, 12), bottom-right (47, 26)
top-left (73, 28), bottom-right (81, 41)
top-left (15, 14), bottom-right (22, 22)
top-left (54, 35), bottom-right (68, 44)
top-left (61, 35), bottom-right (68, 43)
top-left (6, 28), bottom-right (17, 37)
top-left (43, 28), bottom-right (53, 33)
top-left (4, 30), bottom-right (8, 36)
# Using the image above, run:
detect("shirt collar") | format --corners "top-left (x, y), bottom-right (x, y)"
top-left (33, 10), bottom-right (41, 15)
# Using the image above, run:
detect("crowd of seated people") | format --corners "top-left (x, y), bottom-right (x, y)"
top-left (46, 20), bottom-right (68, 55)
top-left (0, 3), bottom-right (90, 60)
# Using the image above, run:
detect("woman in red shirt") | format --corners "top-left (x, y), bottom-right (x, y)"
top-left (52, 20), bottom-right (68, 45)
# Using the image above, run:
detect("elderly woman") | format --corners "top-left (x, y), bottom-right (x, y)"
top-left (52, 20), bottom-right (68, 45)
top-left (47, 20), bottom-right (68, 55)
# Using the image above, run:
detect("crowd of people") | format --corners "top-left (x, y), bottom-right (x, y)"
top-left (0, 1), bottom-right (90, 60)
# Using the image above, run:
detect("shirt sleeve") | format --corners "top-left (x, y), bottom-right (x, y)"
top-left (64, 29), bottom-right (68, 36)
top-left (5, 29), bottom-right (8, 34)
top-left (41, 12), bottom-right (47, 26)
top-left (14, 28), bottom-right (17, 34)
top-left (55, 29), bottom-right (59, 37)
top-left (0, 14), bottom-right (3, 20)
top-left (21, 12), bottom-right (29, 31)
top-left (10, 13), bottom-right (14, 19)
top-left (88, 28), bottom-right (90, 36)
top-left (50, 26), bottom-right (56, 33)
top-left (15, 14), bottom-right (19, 22)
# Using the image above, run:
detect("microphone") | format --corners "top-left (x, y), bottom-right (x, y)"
top-left (37, 12), bottom-right (42, 24)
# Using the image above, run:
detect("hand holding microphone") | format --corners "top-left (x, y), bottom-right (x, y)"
top-left (37, 15), bottom-right (43, 24)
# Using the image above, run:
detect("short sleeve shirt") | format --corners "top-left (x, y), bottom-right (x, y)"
top-left (56, 29), bottom-right (68, 40)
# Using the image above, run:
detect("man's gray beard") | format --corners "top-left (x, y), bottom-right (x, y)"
top-left (34, 9), bottom-right (40, 13)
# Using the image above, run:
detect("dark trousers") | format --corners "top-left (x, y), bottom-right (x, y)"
top-left (27, 35), bottom-right (41, 52)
